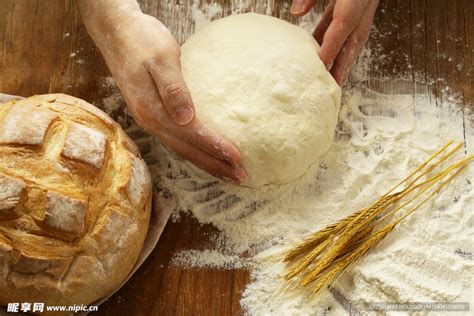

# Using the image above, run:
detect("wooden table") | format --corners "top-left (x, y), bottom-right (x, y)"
top-left (0, 0), bottom-right (472, 315)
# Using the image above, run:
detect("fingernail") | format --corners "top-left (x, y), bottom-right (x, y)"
top-left (174, 106), bottom-right (194, 125)
top-left (234, 167), bottom-right (247, 183)
top-left (290, 1), bottom-right (305, 15)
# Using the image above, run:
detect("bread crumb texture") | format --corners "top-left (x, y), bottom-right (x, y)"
top-left (0, 94), bottom-right (152, 308)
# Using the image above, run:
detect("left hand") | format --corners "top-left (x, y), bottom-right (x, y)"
top-left (290, 0), bottom-right (380, 85)
top-left (77, 1), bottom-right (247, 184)
top-left (100, 13), bottom-right (245, 183)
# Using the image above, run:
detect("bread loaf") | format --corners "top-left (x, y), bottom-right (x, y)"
top-left (0, 94), bottom-right (152, 308)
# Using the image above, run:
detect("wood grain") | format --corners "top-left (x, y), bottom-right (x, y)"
top-left (0, 1), bottom-right (472, 315)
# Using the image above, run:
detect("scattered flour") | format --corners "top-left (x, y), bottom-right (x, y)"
top-left (155, 87), bottom-right (473, 315)
top-left (99, 77), bottom-right (132, 127)
top-left (147, 5), bottom-right (473, 316)
top-left (99, 4), bottom-right (473, 315)
top-left (191, 1), bottom-right (223, 31)
top-left (100, 77), bottom-right (123, 114)
top-left (172, 249), bottom-right (250, 270)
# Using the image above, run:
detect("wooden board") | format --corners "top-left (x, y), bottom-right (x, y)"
top-left (0, 0), bottom-right (472, 315)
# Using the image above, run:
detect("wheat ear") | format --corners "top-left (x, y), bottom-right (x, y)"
top-left (283, 142), bottom-right (472, 297)
top-left (303, 159), bottom-right (469, 291)
top-left (307, 224), bottom-right (396, 296)
top-left (285, 141), bottom-right (458, 266)
top-left (284, 209), bottom-right (365, 263)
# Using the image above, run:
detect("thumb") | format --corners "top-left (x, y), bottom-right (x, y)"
top-left (290, 0), bottom-right (315, 16)
top-left (146, 52), bottom-right (195, 126)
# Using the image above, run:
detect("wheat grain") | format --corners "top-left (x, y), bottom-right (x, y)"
top-left (283, 142), bottom-right (472, 299)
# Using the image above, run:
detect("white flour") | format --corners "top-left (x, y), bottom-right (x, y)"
top-left (155, 87), bottom-right (473, 315)
top-left (171, 249), bottom-right (250, 270)
top-left (102, 3), bottom-right (473, 315)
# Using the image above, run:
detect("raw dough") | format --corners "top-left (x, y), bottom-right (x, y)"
top-left (181, 13), bottom-right (341, 187)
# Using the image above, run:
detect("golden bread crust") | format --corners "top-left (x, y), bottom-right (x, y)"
top-left (0, 94), bottom-right (152, 308)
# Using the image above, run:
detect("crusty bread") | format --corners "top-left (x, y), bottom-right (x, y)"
top-left (0, 94), bottom-right (152, 308)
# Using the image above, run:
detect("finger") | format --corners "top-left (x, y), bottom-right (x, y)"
top-left (330, 39), bottom-right (362, 85)
top-left (125, 66), bottom-right (242, 169)
top-left (117, 72), bottom-right (164, 132)
top-left (134, 92), bottom-right (243, 169)
top-left (145, 47), bottom-right (195, 126)
top-left (319, 0), bottom-right (370, 68)
top-left (330, 0), bottom-right (379, 84)
top-left (175, 118), bottom-right (243, 168)
top-left (290, 0), bottom-right (316, 17)
top-left (158, 130), bottom-right (247, 184)
top-left (313, 0), bottom-right (336, 45)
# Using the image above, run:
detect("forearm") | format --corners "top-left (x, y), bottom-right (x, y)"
top-left (77, 0), bottom-right (141, 40)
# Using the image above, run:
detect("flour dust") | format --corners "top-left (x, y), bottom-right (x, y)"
top-left (101, 3), bottom-right (473, 315)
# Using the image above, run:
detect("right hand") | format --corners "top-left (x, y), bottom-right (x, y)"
top-left (95, 12), bottom-right (247, 183)
top-left (290, 0), bottom-right (379, 85)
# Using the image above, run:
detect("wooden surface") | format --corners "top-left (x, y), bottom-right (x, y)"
top-left (0, 0), bottom-right (472, 315)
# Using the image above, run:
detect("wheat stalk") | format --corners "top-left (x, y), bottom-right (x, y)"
top-left (285, 142), bottom-right (459, 268)
top-left (298, 193), bottom-right (400, 286)
top-left (284, 222), bottom-right (374, 280)
top-left (284, 194), bottom-right (395, 281)
top-left (283, 141), bottom-right (472, 296)
top-left (302, 159), bottom-right (466, 290)
top-left (307, 224), bottom-right (396, 297)
top-left (284, 209), bottom-right (365, 263)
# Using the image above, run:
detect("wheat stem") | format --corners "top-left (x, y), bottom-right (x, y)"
top-left (300, 194), bottom-right (398, 286)
top-left (284, 209), bottom-right (365, 262)
top-left (285, 238), bottom-right (331, 280)
top-left (306, 224), bottom-right (396, 294)
top-left (283, 142), bottom-right (472, 299)
top-left (284, 144), bottom-right (460, 268)
top-left (400, 142), bottom-right (463, 192)
top-left (378, 155), bottom-right (472, 223)
top-left (382, 140), bottom-right (455, 196)
top-left (394, 162), bottom-right (469, 225)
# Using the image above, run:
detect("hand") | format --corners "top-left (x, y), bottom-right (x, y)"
top-left (82, 11), bottom-right (246, 183)
top-left (291, 0), bottom-right (379, 85)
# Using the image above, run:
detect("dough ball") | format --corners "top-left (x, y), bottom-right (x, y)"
top-left (181, 13), bottom-right (341, 187)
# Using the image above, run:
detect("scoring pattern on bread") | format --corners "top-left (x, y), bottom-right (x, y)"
top-left (62, 122), bottom-right (107, 169)
top-left (0, 94), bottom-right (152, 308)
top-left (0, 102), bottom-right (58, 146)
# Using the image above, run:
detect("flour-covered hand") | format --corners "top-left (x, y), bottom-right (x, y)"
top-left (291, 0), bottom-right (379, 85)
top-left (78, 1), bottom-right (246, 183)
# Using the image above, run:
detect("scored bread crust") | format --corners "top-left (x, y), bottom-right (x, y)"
top-left (0, 94), bottom-right (152, 308)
